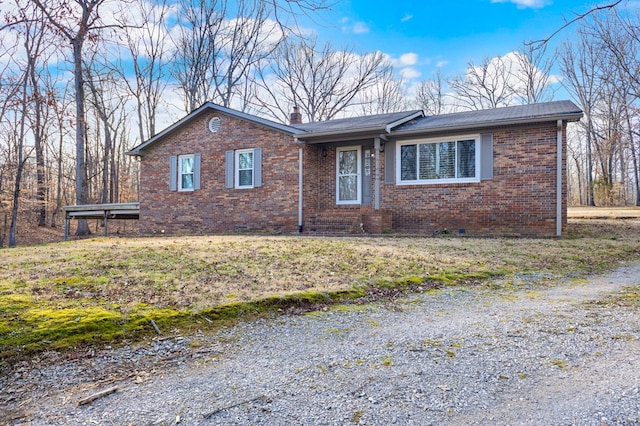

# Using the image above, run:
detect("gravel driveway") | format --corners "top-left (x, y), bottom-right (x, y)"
top-left (3, 262), bottom-right (640, 425)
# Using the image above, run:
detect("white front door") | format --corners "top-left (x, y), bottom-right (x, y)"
top-left (336, 146), bottom-right (361, 205)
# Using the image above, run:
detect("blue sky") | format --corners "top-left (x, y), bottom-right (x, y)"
top-left (309, 0), bottom-right (602, 84)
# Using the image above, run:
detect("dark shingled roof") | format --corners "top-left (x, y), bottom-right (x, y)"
top-left (128, 100), bottom-right (582, 156)
top-left (394, 100), bottom-right (582, 134)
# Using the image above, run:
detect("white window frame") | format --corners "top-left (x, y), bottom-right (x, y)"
top-left (178, 154), bottom-right (195, 191)
top-left (235, 148), bottom-right (254, 189)
top-left (396, 134), bottom-right (481, 185)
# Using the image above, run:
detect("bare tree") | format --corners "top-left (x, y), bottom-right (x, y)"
top-left (1, 0), bottom-right (52, 245)
top-left (560, 31), bottom-right (604, 206)
top-left (590, 79), bottom-right (625, 205)
top-left (172, 0), bottom-right (291, 113)
top-left (357, 61), bottom-right (406, 115)
top-left (513, 43), bottom-right (555, 104)
top-left (48, 82), bottom-right (74, 228)
top-left (23, 4), bottom-right (53, 227)
top-left (448, 55), bottom-right (516, 111)
top-left (586, 5), bottom-right (640, 205)
top-left (85, 63), bottom-right (127, 204)
top-left (414, 70), bottom-right (446, 115)
top-left (171, 0), bottom-right (224, 112)
top-left (625, 104), bottom-right (640, 205)
top-left (8, 68), bottom-right (30, 247)
top-left (30, 0), bottom-right (118, 235)
top-left (254, 37), bottom-right (387, 122)
top-left (0, 30), bottom-right (22, 236)
top-left (116, 0), bottom-right (171, 141)
top-left (214, 1), bottom-right (284, 109)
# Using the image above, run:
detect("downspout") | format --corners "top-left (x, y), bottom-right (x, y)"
top-left (297, 138), bottom-right (304, 233)
top-left (374, 137), bottom-right (381, 210)
top-left (556, 120), bottom-right (563, 237)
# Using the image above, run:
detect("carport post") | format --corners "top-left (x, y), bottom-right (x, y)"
top-left (64, 214), bottom-right (69, 241)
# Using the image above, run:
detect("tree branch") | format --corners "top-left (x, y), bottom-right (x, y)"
top-left (526, 1), bottom-right (622, 47)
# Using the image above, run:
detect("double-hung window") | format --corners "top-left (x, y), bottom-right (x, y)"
top-left (178, 154), bottom-right (195, 191)
top-left (226, 148), bottom-right (262, 189)
top-left (397, 136), bottom-right (480, 184)
top-left (170, 154), bottom-right (200, 191)
top-left (235, 149), bottom-right (254, 189)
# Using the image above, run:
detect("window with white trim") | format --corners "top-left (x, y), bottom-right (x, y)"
top-left (225, 148), bottom-right (262, 189)
top-left (397, 136), bottom-right (480, 184)
top-left (178, 154), bottom-right (195, 191)
top-left (235, 149), bottom-right (254, 189)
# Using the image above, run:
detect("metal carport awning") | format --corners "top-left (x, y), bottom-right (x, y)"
top-left (63, 202), bottom-right (139, 240)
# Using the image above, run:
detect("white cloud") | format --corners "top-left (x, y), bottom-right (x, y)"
top-left (401, 15), bottom-right (413, 22)
top-left (383, 53), bottom-right (421, 81)
top-left (388, 52), bottom-right (419, 68)
top-left (436, 60), bottom-right (449, 68)
top-left (352, 21), bottom-right (370, 34)
top-left (490, 0), bottom-right (549, 9)
top-left (340, 17), bottom-right (370, 34)
top-left (400, 67), bottom-right (421, 80)
top-left (399, 52), bottom-right (418, 66)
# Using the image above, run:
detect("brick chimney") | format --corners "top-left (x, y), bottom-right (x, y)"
top-left (290, 106), bottom-right (302, 125)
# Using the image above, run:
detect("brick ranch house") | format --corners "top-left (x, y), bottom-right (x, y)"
top-left (124, 100), bottom-right (582, 237)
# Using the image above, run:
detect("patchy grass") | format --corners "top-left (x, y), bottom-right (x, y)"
top-left (1, 219), bottom-right (639, 363)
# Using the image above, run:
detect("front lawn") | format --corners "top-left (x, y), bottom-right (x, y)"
top-left (1, 219), bottom-right (639, 362)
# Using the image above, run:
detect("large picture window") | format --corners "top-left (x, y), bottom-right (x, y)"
top-left (397, 136), bottom-right (479, 184)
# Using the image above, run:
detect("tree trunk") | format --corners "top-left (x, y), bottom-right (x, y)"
top-left (72, 37), bottom-right (90, 235)
top-left (9, 77), bottom-right (29, 247)
top-left (626, 113), bottom-right (640, 206)
top-left (29, 57), bottom-right (47, 227)
top-left (101, 121), bottom-right (111, 204)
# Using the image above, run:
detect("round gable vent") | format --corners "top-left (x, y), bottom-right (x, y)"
top-left (208, 116), bottom-right (221, 133)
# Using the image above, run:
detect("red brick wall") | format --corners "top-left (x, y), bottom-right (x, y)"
top-left (303, 146), bottom-right (337, 212)
top-left (139, 111), bottom-right (300, 235)
top-left (381, 122), bottom-right (567, 237)
top-left (140, 114), bottom-right (567, 237)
